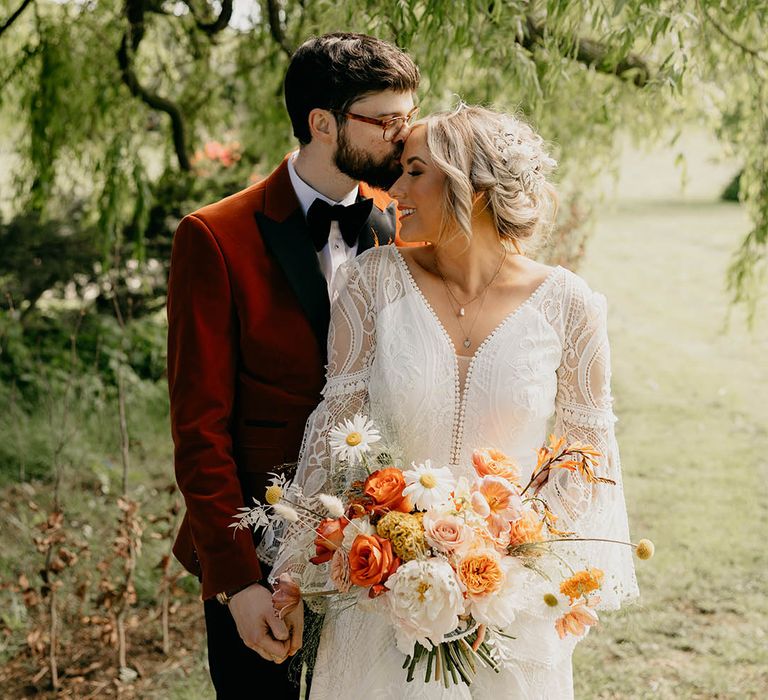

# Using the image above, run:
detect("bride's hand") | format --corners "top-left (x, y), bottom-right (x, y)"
top-left (284, 601), bottom-right (304, 658)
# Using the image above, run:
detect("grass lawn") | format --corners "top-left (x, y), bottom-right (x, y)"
top-left (573, 199), bottom-right (768, 699)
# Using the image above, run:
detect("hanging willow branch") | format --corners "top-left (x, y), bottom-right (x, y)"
top-left (523, 15), bottom-right (652, 87)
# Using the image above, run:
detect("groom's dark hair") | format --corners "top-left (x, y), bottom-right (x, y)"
top-left (284, 33), bottom-right (420, 145)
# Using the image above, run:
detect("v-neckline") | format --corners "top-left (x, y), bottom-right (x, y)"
top-left (392, 246), bottom-right (562, 363)
top-left (392, 246), bottom-right (562, 465)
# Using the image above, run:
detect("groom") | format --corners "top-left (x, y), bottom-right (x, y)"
top-left (167, 33), bottom-right (419, 697)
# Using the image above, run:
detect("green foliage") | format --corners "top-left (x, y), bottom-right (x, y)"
top-left (1, 1), bottom-right (765, 315)
top-left (0, 0), bottom-right (763, 314)
top-left (0, 210), bottom-right (99, 316)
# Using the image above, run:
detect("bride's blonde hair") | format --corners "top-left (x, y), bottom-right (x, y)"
top-left (421, 103), bottom-right (558, 253)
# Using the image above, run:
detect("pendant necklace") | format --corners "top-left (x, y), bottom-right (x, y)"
top-left (435, 246), bottom-right (507, 349)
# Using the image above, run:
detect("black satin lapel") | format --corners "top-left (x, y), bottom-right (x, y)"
top-left (255, 210), bottom-right (330, 353)
top-left (358, 201), bottom-right (397, 254)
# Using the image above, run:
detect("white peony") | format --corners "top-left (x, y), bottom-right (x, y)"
top-left (384, 559), bottom-right (466, 655)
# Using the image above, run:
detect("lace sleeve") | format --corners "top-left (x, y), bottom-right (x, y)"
top-left (261, 255), bottom-right (378, 592)
top-left (547, 278), bottom-right (639, 609)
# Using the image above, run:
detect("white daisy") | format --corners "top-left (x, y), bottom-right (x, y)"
top-left (328, 414), bottom-right (381, 465)
top-left (402, 460), bottom-right (456, 511)
top-left (536, 589), bottom-right (571, 622)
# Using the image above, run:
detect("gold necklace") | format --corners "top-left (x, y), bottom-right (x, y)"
top-left (435, 247), bottom-right (507, 349)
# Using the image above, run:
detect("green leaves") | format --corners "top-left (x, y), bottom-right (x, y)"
top-left (1, 0), bottom-right (767, 313)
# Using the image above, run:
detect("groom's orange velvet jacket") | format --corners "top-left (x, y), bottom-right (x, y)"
top-left (167, 156), bottom-right (400, 600)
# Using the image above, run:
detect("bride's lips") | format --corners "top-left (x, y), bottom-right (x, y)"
top-left (398, 207), bottom-right (416, 221)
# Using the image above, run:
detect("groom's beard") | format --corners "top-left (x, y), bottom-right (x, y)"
top-left (334, 127), bottom-right (403, 190)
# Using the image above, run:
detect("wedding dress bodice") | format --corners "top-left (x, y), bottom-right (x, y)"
top-left (264, 245), bottom-right (638, 699)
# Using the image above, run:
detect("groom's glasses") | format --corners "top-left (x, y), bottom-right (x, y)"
top-left (332, 106), bottom-right (419, 142)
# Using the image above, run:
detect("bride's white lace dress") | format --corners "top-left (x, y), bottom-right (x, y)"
top-left (267, 245), bottom-right (638, 699)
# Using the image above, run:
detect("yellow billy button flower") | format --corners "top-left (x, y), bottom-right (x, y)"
top-left (543, 593), bottom-right (559, 607)
top-left (635, 539), bottom-right (655, 560)
top-left (265, 484), bottom-right (283, 505)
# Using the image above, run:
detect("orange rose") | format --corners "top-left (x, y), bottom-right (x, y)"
top-left (364, 468), bottom-right (412, 515)
top-left (508, 510), bottom-right (545, 547)
top-left (348, 533), bottom-right (400, 593)
top-left (309, 517), bottom-right (348, 565)
top-left (472, 448), bottom-right (520, 484)
top-left (458, 551), bottom-right (505, 597)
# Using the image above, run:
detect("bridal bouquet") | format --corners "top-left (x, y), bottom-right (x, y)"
top-left (232, 415), bottom-right (653, 688)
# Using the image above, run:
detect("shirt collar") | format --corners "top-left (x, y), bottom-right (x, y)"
top-left (287, 151), bottom-right (359, 217)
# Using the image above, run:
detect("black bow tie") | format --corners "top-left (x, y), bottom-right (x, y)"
top-left (306, 197), bottom-right (374, 252)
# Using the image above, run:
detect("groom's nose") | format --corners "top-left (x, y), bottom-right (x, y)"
top-left (393, 123), bottom-right (412, 144)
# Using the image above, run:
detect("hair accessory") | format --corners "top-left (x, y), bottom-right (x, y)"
top-left (492, 125), bottom-right (557, 194)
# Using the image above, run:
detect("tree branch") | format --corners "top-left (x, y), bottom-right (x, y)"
top-left (266, 0), bottom-right (293, 58)
top-left (117, 0), bottom-right (191, 171)
top-left (523, 16), bottom-right (651, 87)
top-left (183, 0), bottom-right (233, 36)
top-left (0, 0), bottom-right (34, 40)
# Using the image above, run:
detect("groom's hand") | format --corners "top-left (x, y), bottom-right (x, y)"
top-left (229, 583), bottom-right (293, 663)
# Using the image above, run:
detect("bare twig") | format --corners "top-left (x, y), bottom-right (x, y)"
top-left (0, 0), bottom-right (33, 40)
top-left (117, 366), bottom-right (130, 496)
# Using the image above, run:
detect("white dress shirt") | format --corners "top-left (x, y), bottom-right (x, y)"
top-left (287, 152), bottom-right (359, 295)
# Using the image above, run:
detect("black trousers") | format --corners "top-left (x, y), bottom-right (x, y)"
top-left (203, 598), bottom-right (301, 699)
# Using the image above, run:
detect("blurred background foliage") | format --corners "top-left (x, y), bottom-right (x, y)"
top-left (0, 1), bottom-right (766, 695)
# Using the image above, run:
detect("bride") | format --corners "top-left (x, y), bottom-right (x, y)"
top-left (267, 104), bottom-right (638, 698)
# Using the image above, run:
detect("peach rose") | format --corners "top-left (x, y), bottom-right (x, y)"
top-left (508, 509), bottom-right (545, 548)
top-left (458, 550), bottom-right (505, 597)
top-left (271, 573), bottom-right (301, 619)
top-left (348, 533), bottom-right (400, 593)
top-left (330, 549), bottom-right (352, 593)
top-left (309, 517), bottom-right (348, 565)
top-left (423, 513), bottom-right (472, 554)
top-left (364, 468), bottom-right (412, 515)
top-left (472, 448), bottom-right (520, 484)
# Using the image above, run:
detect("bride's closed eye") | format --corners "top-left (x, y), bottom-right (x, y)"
top-left (407, 170), bottom-right (422, 177)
